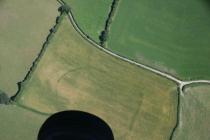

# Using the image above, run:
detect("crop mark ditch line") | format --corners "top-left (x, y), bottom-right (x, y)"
top-left (14, 102), bottom-right (51, 116)
top-left (57, 66), bottom-right (87, 83)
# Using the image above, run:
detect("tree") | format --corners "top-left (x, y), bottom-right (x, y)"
top-left (56, 16), bottom-right (62, 24)
top-left (58, 4), bottom-right (71, 14)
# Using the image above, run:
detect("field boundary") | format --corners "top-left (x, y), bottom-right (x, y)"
top-left (169, 87), bottom-right (181, 140)
top-left (10, 9), bottom-right (66, 102)
top-left (99, 0), bottom-right (120, 46)
top-left (169, 83), bottom-right (210, 140)
top-left (14, 102), bottom-right (51, 116)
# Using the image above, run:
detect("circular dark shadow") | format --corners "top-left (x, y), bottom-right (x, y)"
top-left (38, 111), bottom-right (114, 140)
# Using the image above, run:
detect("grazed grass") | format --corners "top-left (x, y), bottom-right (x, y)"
top-left (108, 0), bottom-right (210, 80)
top-left (0, 105), bottom-right (47, 140)
top-left (63, 0), bottom-right (112, 42)
top-left (16, 16), bottom-right (178, 140)
top-left (0, 0), bottom-right (59, 96)
top-left (173, 84), bottom-right (210, 140)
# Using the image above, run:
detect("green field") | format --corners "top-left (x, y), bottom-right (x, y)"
top-left (173, 84), bottom-right (210, 140)
top-left (15, 15), bottom-right (178, 140)
top-left (0, 105), bottom-right (47, 140)
top-left (108, 0), bottom-right (210, 80)
top-left (0, 1), bottom-right (209, 140)
top-left (0, 0), bottom-right (59, 96)
top-left (63, 0), bottom-right (112, 42)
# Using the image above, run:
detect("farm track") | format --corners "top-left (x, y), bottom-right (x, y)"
top-left (67, 9), bottom-right (210, 89)
top-left (65, 3), bottom-right (210, 140)
top-left (8, 1), bottom-right (210, 139)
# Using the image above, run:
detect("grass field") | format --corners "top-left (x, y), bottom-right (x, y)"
top-left (0, 0), bottom-right (59, 96)
top-left (173, 84), bottom-right (210, 140)
top-left (108, 0), bottom-right (210, 80)
top-left (0, 105), bottom-right (47, 140)
top-left (15, 15), bottom-right (178, 140)
top-left (63, 0), bottom-right (112, 42)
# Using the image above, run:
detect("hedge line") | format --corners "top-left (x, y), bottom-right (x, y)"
top-left (99, 0), bottom-right (120, 47)
top-left (10, 5), bottom-right (69, 101)
top-left (0, 89), bottom-right (10, 104)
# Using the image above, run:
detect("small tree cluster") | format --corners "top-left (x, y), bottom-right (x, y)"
top-left (99, 30), bottom-right (109, 45)
top-left (56, 16), bottom-right (62, 24)
top-left (0, 90), bottom-right (9, 104)
top-left (58, 4), bottom-right (71, 14)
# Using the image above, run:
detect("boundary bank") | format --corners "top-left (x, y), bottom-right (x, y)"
top-left (10, 9), bottom-right (66, 102)
top-left (99, 0), bottom-right (120, 46)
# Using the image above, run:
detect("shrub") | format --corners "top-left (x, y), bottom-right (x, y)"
top-left (99, 30), bottom-right (109, 44)
top-left (0, 90), bottom-right (9, 104)
top-left (58, 4), bottom-right (71, 14)
top-left (56, 16), bottom-right (62, 24)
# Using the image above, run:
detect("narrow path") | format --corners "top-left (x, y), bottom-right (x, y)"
top-left (180, 80), bottom-right (210, 89)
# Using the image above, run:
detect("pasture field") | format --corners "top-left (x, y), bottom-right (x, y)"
top-left (108, 0), bottom-right (210, 80)
top-left (15, 15), bottom-right (178, 140)
top-left (63, 0), bottom-right (112, 42)
top-left (173, 84), bottom-right (210, 140)
top-left (0, 0), bottom-right (59, 96)
top-left (0, 105), bottom-right (47, 140)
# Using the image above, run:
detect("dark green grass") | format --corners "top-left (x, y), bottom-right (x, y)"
top-left (108, 0), bottom-right (210, 80)
top-left (63, 0), bottom-right (112, 43)
top-left (0, 0), bottom-right (59, 96)
top-left (173, 84), bottom-right (210, 140)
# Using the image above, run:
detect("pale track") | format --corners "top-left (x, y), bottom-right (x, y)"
top-left (67, 10), bottom-right (210, 90)
top-left (66, 7), bottom-right (210, 140)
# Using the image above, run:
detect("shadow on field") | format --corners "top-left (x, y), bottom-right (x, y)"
top-left (203, 0), bottom-right (210, 10)
top-left (38, 111), bottom-right (114, 140)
